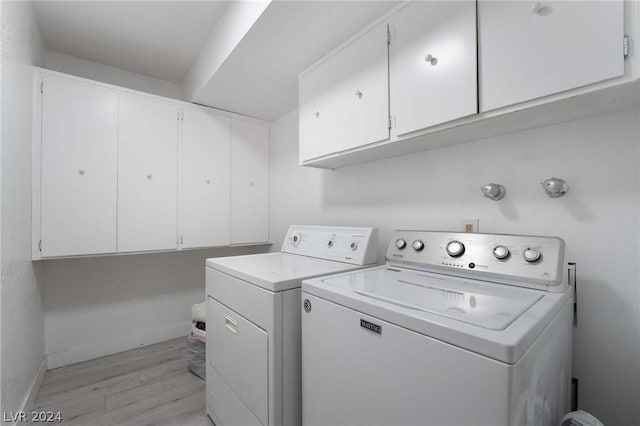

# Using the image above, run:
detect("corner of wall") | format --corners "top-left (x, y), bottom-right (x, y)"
top-left (0, 0), bottom-right (47, 415)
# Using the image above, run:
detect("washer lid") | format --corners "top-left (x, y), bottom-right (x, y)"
top-left (206, 252), bottom-right (368, 292)
top-left (327, 267), bottom-right (542, 330)
top-left (303, 266), bottom-right (571, 364)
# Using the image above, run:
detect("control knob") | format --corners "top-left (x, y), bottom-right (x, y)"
top-left (523, 248), bottom-right (541, 262)
top-left (446, 240), bottom-right (465, 257)
top-left (493, 245), bottom-right (510, 260)
top-left (395, 239), bottom-right (407, 250)
top-left (350, 242), bottom-right (359, 251)
top-left (412, 240), bottom-right (425, 252)
top-left (290, 233), bottom-right (302, 246)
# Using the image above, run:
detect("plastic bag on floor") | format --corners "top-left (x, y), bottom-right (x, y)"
top-left (187, 335), bottom-right (206, 380)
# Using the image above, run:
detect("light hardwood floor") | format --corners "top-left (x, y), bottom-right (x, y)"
top-left (34, 337), bottom-right (212, 426)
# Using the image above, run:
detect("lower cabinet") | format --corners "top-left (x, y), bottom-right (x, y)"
top-left (33, 70), bottom-right (270, 259)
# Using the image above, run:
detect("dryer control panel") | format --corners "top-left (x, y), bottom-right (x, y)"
top-left (282, 225), bottom-right (378, 266)
top-left (386, 231), bottom-right (566, 291)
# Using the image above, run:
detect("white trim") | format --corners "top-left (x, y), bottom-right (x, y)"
top-left (13, 357), bottom-right (47, 423)
top-left (31, 69), bottom-right (43, 260)
top-left (46, 321), bottom-right (191, 369)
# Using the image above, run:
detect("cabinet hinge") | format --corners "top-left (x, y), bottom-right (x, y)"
top-left (38, 240), bottom-right (42, 251)
top-left (40, 81), bottom-right (43, 94)
top-left (387, 26), bottom-right (391, 45)
top-left (623, 35), bottom-right (630, 60)
top-left (388, 116), bottom-right (392, 130)
top-left (180, 235), bottom-right (184, 244)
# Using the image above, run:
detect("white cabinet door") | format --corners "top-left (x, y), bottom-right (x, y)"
top-left (299, 22), bottom-right (389, 162)
top-left (335, 22), bottom-right (389, 152)
top-left (479, 0), bottom-right (624, 112)
top-left (40, 76), bottom-right (118, 257)
top-left (118, 95), bottom-right (178, 252)
top-left (389, 1), bottom-right (477, 137)
top-left (182, 108), bottom-right (231, 249)
top-left (299, 56), bottom-right (338, 162)
top-left (230, 119), bottom-right (269, 245)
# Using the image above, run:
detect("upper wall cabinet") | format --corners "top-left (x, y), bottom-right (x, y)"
top-left (298, 0), bottom-right (634, 169)
top-left (33, 70), bottom-right (271, 259)
top-left (478, 0), bottom-right (625, 112)
top-left (38, 76), bottom-right (118, 257)
top-left (389, 1), bottom-right (477, 137)
top-left (230, 119), bottom-right (270, 245)
top-left (118, 95), bottom-right (179, 253)
top-left (181, 108), bottom-right (231, 249)
top-left (299, 22), bottom-right (389, 163)
top-left (298, 51), bottom-right (337, 162)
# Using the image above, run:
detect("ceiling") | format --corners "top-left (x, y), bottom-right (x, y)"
top-left (33, 1), bottom-right (229, 83)
top-left (32, 1), bottom-right (399, 121)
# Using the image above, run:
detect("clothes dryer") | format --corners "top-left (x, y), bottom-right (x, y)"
top-left (206, 225), bottom-right (378, 426)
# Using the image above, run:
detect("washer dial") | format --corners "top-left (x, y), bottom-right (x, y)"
top-left (350, 242), bottom-right (359, 251)
top-left (446, 240), bottom-right (465, 257)
top-left (523, 248), bottom-right (541, 262)
top-left (412, 240), bottom-right (425, 252)
top-left (493, 245), bottom-right (510, 259)
top-left (395, 239), bottom-right (407, 250)
top-left (290, 233), bottom-right (302, 246)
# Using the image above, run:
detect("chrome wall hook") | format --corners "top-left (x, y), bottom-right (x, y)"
top-left (541, 177), bottom-right (569, 198)
top-left (481, 183), bottom-right (506, 201)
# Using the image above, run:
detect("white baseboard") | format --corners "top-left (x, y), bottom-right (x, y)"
top-left (46, 321), bottom-right (190, 369)
top-left (10, 357), bottom-right (47, 426)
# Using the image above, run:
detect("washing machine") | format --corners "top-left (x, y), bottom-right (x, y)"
top-left (205, 225), bottom-right (378, 426)
top-left (302, 230), bottom-right (573, 426)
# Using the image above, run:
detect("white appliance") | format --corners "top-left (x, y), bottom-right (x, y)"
top-left (205, 225), bottom-right (378, 426)
top-left (302, 230), bottom-right (573, 426)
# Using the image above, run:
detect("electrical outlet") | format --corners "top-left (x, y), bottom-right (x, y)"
top-left (461, 219), bottom-right (479, 233)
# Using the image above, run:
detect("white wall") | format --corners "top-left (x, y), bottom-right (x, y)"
top-left (42, 246), bottom-right (267, 369)
top-left (269, 108), bottom-right (640, 425)
top-left (44, 50), bottom-right (185, 101)
top-left (0, 0), bottom-right (46, 415)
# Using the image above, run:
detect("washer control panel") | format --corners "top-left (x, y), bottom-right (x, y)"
top-left (282, 225), bottom-right (378, 265)
top-left (387, 230), bottom-right (565, 289)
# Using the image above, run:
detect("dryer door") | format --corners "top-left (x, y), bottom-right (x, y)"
top-left (208, 296), bottom-right (268, 425)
